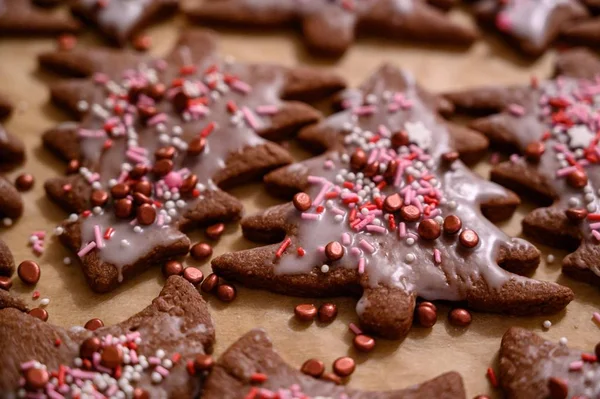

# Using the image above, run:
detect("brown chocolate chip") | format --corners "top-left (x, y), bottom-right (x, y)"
top-left (294, 304), bottom-right (317, 321)
top-left (441, 151), bottom-right (459, 163)
top-left (101, 345), bottom-right (123, 368)
top-left (15, 173), bottom-right (34, 191)
top-left (363, 161), bottom-right (379, 177)
top-left (525, 141), bottom-right (545, 162)
top-left (187, 137), bottom-right (206, 156)
top-left (25, 368), bottom-right (49, 390)
top-left (293, 192), bottom-right (312, 212)
top-left (566, 208), bottom-right (588, 222)
top-left (419, 301), bottom-right (437, 311)
top-left (18, 260), bottom-right (40, 285)
top-left (66, 159), bottom-right (80, 174)
top-left (180, 174), bottom-right (198, 194)
top-left (28, 307), bottom-right (48, 321)
top-left (133, 192), bottom-right (152, 205)
top-left (80, 337), bottom-right (101, 359)
top-left (138, 105), bottom-right (158, 121)
top-left (321, 372), bottom-right (342, 385)
top-left (0, 276), bottom-right (12, 290)
top-left (190, 242), bottom-right (213, 261)
top-left (153, 159), bottom-right (173, 177)
top-left (459, 229), bottom-right (479, 248)
top-left (84, 318), bottom-right (104, 331)
top-left (400, 205), bottom-right (421, 222)
top-left (90, 190), bottom-right (109, 207)
top-left (350, 148), bottom-right (367, 171)
top-left (206, 223), bottom-right (225, 240)
top-left (547, 377), bottom-right (568, 399)
top-left (172, 91), bottom-right (190, 113)
top-left (443, 215), bottom-right (462, 235)
top-left (317, 303), bottom-right (337, 323)
top-left (332, 357), bottom-right (356, 377)
top-left (133, 181), bottom-right (152, 196)
top-left (155, 146), bottom-right (176, 160)
top-left (391, 130), bottom-right (409, 148)
top-left (418, 219), bottom-right (441, 240)
top-left (448, 308), bottom-right (472, 327)
top-left (114, 198), bottom-right (133, 219)
top-left (301, 358), bottom-right (325, 378)
top-left (136, 204), bottom-right (156, 225)
top-left (353, 334), bottom-right (375, 352)
top-left (110, 183), bottom-right (130, 199)
top-left (129, 164), bottom-right (148, 180)
top-left (201, 273), bottom-right (219, 293)
top-left (194, 354), bottom-right (214, 372)
top-left (148, 83), bottom-right (165, 101)
top-left (183, 267), bottom-right (204, 285)
top-left (567, 169), bottom-right (588, 188)
top-left (163, 260), bottom-right (183, 277)
top-left (384, 160), bottom-right (398, 182)
top-left (133, 388), bottom-right (150, 399)
top-left (325, 241), bottom-right (344, 261)
top-left (383, 193), bottom-right (402, 213)
top-left (216, 284), bottom-right (236, 302)
top-left (416, 304), bottom-right (437, 328)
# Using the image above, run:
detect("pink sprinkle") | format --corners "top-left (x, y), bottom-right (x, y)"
top-left (93, 225), bottom-right (104, 249)
top-left (96, 365), bottom-right (112, 374)
top-left (428, 209), bottom-right (441, 218)
top-left (117, 170), bottom-right (129, 184)
top-left (350, 247), bottom-right (361, 256)
top-left (105, 385), bottom-right (118, 396)
top-left (592, 312), bottom-right (600, 325)
top-left (378, 124), bottom-right (391, 137)
top-left (126, 150), bottom-right (147, 164)
top-left (155, 365), bottom-right (170, 377)
top-left (128, 146), bottom-right (148, 155)
top-left (353, 105), bottom-right (376, 116)
top-left (70, 370), bottom-right (97, 379)
top-left (87, 173), bottom-right (100, 183)
top-left (398, 222), bottom-right (407, 238)
top-left (508, 103), bottom-right (525, 116)
top-left (307, 175), bottom-right (326, 184)
top-left (358, 257), bottom-right (365, 274)
top-left (324, 160), bottom-right (334, 170)
top-left (317, 246), bottom-right (325, 254)
top-left (242, 106), bottom-right (261, 130)
top-left (342, 233), bottom-right (351, 245)
top-left (93, 73), bottom-right (109, 84)
top-left (20, 360), bottom-right (38, 370)
top-left (301, 213), bottom-right (320, 220)
top-left (312, 182), bottom-right (332, 206)
top-left (231, 80), bottom-right (252, 94)
top-left (359, 239), bottom-right (375, 254)
top-left (149, 357), bottom-right (161, 366)
top-left (331, 207), bottom-right (345, 215)
top-left (256, 105), bottom-right (278, 115)
top-left (495, 13), bottom-right (512, 32)
top-left (77, 241), bottom-right (97, 258)
top-left (490, 153), bottom-right (500, 165)
top-left (569, 360), bottom-right (584, 371)
top-left (348, 323), bottom-right (363, 335)
top-left (353, 214), bottom-right (375, 231)
top-left (130, 350), bottom-right (139, 364)
top-left (367, 148), bottom-right (379, 164)
top-left (509, 154), bottom-right (520, 163)
top-left (589, 222), bottom-right (600, 230)
top-left (388, 102), bottom-right (401, 112)
top-left (164, 171), bottom-right (183, 189)
top-left (366, 225), bottom-right (386, 234)
top-left (593, 231), bottom-right (600, 241)
top-left (32, 231), bottom-right (46, 239)
top-left (47, 389), bottom-right (64, 399)
top-left (147, 112), bottom-right (167, 126)
top-left (433, 249), bottom-right (441, 264)
top-left (556, 166), bottom-right (579, 177)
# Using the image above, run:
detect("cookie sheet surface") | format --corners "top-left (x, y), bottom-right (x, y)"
top-left (1, 10), bottom-right (600, 398)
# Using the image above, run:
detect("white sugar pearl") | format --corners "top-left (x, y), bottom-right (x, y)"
top-left (121, 239), bottom-right (130, 247)
top-left (91, 182), bottom-right (102, 190)
top-left (168, 209), bottom-right (177, 217)
top-left (156, 349), bottom-right (165, 358)
top-left (2, 218), bottom-right (12, 227)
top-left (29, 236), bottom-right (39, 244)
top-left (93, 206), bottom-right (102, 215)
top-left (68, 213), bottom-right (79, 222)
top-left (546, 254), bottom-right (555, 264)
top-left (334, 215), bottom-right (344, 222)
top-left (176, 200), bottom-right (186, 208)
top-left (405, 253), bottom-right (415, 263)
top-left (587, 203), bottom-right (596, 212)
top-left (133, 226), bottom-right (143, 233)
top-left (162, 359), bottom-right (173, 369)
top-left (406, 237), bottom-right (415, 246)
top-left (63, 257), bottom-right (71, 265)
top-left (447, 201), bottom-right (457, 210)
top-left (321, 264), bottom-right (330, 273)
top-left (568, 197), bottom-right (580, 207)
top-left (40, 298), bottom-right (50, 306)
top-left (559, 337), bottom-right (568, 346)
top-left (108, 179), bottom-right (118, 187)
top-left (54, 226), bottom-right (64, 236)
top-left (77, 100), bottom-right (89, 111)
top-left (542, 320), bottom-right (552, 329)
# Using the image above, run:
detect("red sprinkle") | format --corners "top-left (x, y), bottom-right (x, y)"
top-left (316, 206), bottom-right (324, 214)
top-left (54, 338), bottom-right (62, 347)
top-left (388, 214), bottom-right (396, 230)
top-left (297, 247), bottom-right (305, 256)
top-left (58, 365), bottom-right (66, 386)
top-left (343, 182), bottom-right (354, 189)
top-left (587, 213), bottom-right (600, 221)
top-left (62, 184), bottom-right (72, 192)
top-left (192, 188), bottom-right (201, 198)
top-left (487, 367), bottom-right (498, 388)
top-left (325, 191), bottom-right (339, 199)
top-left (172, 353), bottom-right (182, 364)
top-left (114, 365), bottom-right (122, 379)
top-left (186, 360), bottom-right (196, 376)
top-left (58, 34), bottom-right (77, 51)
top-left (349, 208), bottom-right (357, 223)
top-left (582, 353), bottom-right (597, 362)
top-left (180, 65), bottom-right (197, 76)
top-left (104, 227), bottom-right (115, 239)
top-left (244, 387), bottom-right (258, 399)
top-left (226, 100), bottom-right (238, 113)
top-left (200, 122), bottom-right (216, 138)
top-left (204, 64), bottom-right (218, 75)
top-left (81, 210), bottom-right (92, 218)
top-left (32, 291), bottom-right (40, 300)
top-left (250, 373), bottom-right (268, 383)
top-left (276, 237), bottom-right (292, 258)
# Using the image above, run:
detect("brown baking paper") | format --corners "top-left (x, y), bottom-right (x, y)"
top-left (1, 8), bottom-right (599, 398)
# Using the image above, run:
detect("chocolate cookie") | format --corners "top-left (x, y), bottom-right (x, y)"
top-left (444, 77), bottom-right (600, 287)
top-left (472, 0), bottom-right (589, 56)
top-left (0, 175), bottom-right (24, 226)
top-left (41, 29), bottom-right (344, 292)
top-left (212, 64), bottom-right (574, 340)
top-left (0, 238), bottom-right (15, 276)
top-left (0, 289), bottom-right (28, 312)
top-left (203, 329), bottom-right (467, 398)
top-left (554, 47), bottom-right (600, 79)
top-left (0, 93), bottom-right (12, 119)
top-left (499, 327), bottom-right (600, 398)
top-left (0, 275), bottom-right (215, 398)
top-left (0, 123), bottom-right (26, 172)
top-left (185, 0), bottom-right (479, 57)
top-left (561, 16), bottom-right (600, 46)
top-left (70, 0), bottom-right (179, 46)
top-left (0, 0), bottom-right (80, 36)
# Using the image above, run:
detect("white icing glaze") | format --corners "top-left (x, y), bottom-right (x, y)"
top-left (79, 0), bottom-right (150, 36)
top-left (501, 0), bottom-right (568, 45)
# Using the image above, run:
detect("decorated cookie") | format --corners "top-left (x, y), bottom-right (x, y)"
top-left (561, 16), bottom-right (600, 46)
top-left (0, 238), bottom-right (15, 276)
top-left (0, 289), bottom-right (28, 312)
top-left (499, 327), bottom-right (600, 398)
top-left (211, 64), bottom-right (574, 340)
top-left (40, 29), bottom-right (344, 292)
top-left (472, 0), bottom-right (589, 56)
top-left (185, 0), bottom-right (479, 57)
top-left (0, 123), bottom-right (26, 172)
top-left (554, 47), bottom-right (600, 79)
top-left (0, 275), bottom-right (215, 398)
top-left (444, 76), bottom-right (600, 287)
top-left (70, 0), bottom-right (179, 46)
top-left (0, 0), bottom-right (80, 36)
top-left (0, 176), bottom-right (24, 227)
top-left (203, 329), bottom-right (467, 398)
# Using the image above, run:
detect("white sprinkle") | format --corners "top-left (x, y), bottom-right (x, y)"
top-left (54, 226), bottom-right (65, 236)
top-left (74, 358), bottom-right (83, 367)
top-left (77, 100), bottom-right (89, 112)
top-left (176, 200), bottom-right (186, 208)
top-left (91, 182), bottom-right (102, 190)
top-left (546, 254), bottom-right (555, 264)
top-left (108, 179), bottom-right (118, 188)
top-left (321, 264), bottom-right (330, 273)
top-left (542, 320), bottom-right (552, 329)
top-left (151, 372), bottom-right (162, 384)
top-left (568, 197), bottom-right (580, 207)
top-left (2, 218), bottom-right (12, 227)
top-left (63, 257), bottom-right (71, 265)
top-left (121, 239), bottom-right (130, 247)
top-left (559, 337), bottom-right (568, 346)
top-left (92, 206), bottom-right (102, 215)
top-left (334, 215), bottom-right (344, 222)
top-left (587, 203), bottom-right (596, 212)
top-left (68, 213), bottom-right (79, 222)
top-left (168, 208), bottom-right (177, 217)
top-left (405, 253), bottom-right (415, 263)
top-left (406, 237), bottom-right (415, 246)
top-left (447, 201), bottom-right (457, 210)
top-left (29, 236), bottom-right (39, 244)
top-left (156, 349), bottom-right (165, 358)
top-left (133, 226), bottom-right (143, 234)
top-left (40, 298), bottom-right (50, 306)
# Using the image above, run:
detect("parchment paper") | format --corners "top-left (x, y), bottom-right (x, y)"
top-left (1, 6), bottom-right (599, 398)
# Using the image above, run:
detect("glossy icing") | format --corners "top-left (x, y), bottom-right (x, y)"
top-left (78, 0), bottom-right (151, 36)
top-left (498, 0), bottom-right (569, 45)
top-left (275, 70), bottom-right (531, 303)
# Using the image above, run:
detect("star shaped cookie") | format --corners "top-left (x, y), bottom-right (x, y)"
top-left (70, 0), bottom-right (178, 46)
top-left (185, 0), bottom-right (479, 57)
top-left (203, 329), bottom-right (467, 399)
top-left (444, 75), bottom-right (600, 287)
top-left (472, 0), bottom-right (589, 56)
top-left (0, 95), bottom-right (25, 226)
top-left (499, 327), bottom-right (600, 398)
top-left (0, 276), bottom-right (215, 398)
top-left (40, 29), bottom-right (345, 292)
top-left (212, 64), bottom-right (574, 340)
top-left (0, 0), bottom-right (80, 36)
